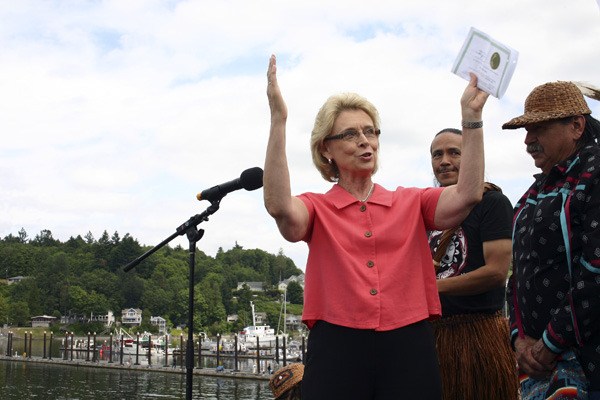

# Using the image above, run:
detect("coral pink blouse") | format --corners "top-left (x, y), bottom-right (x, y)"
top-left (298, 184), bottom-right (443, 331)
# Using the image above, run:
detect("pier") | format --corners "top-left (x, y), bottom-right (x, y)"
top-left (0, 354), bottom-right (271, 380)
top-left (0, 330), bottom-right (304, 381)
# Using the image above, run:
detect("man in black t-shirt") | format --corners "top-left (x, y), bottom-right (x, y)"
top-left (428, 128), bottom-right (518, 400)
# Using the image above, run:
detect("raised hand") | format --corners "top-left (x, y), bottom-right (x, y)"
top-left (460, 73), bottom-right (489, 122)
top-left (267, 54), bottom-right (287, 123)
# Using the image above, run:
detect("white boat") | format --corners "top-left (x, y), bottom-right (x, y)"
top-left (153, 335), bottom-right (176, 355)
top-left (239, 302), bottom-right (277, 347)
top-left (115, 331), bottom-right (163, 356)
top-left (276, 347), bottom-right (301, 361)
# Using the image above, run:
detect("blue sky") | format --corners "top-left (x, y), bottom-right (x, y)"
top-left (1, 0), bottom-right (599, 270)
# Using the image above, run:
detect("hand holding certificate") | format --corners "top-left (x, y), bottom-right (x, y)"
top-left (452, 27), bottom-right (518, 99)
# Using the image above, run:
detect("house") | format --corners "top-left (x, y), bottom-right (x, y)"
top-left (7, 276), bottom-right (27, 285)
top-left (60, 311), bottom-right (115, 326)
top-left (150, 316), bottom-right (167, 334)
top-left (255, 312), bottom-right (267, 325)
top-left (231, 310), bottom-right (266, 325)
top-left (60, 313), bottom-right (86, 324)
top-left (90, 311), bottom-right (115, 327)
top-left (277, 274), bottom-right (305, 291)
top-left (285, 314), bottom-right (303, 332)
top-left (236, 281), bottom-right (264, 292)
top-left (31, 315), bottom-right (57, 328)
top-left (121, 308), bottom-right (143, 326)
top-left (227, 314), bottom-right (239, 323)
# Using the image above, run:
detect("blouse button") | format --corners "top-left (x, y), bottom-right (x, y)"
top-left (360, 204), bottom-right (367, 212)
top-left (364, 231), bottom-right (372, 238)
top-left (370, 289), bottom-right (378, 296)
top-left (366, 260), bottom-right (374, 268)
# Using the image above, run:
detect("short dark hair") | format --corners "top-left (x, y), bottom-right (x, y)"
top-left (435, 128), bottom-right (462, 137)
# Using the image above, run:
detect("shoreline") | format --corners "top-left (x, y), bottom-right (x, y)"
top-left (0, 354), bottom-right (271, 381)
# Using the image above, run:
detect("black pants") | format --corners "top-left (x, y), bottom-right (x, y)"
top-left (302, 320), bottom-right (442, 400)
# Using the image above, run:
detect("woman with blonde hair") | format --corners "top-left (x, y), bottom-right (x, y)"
top-left (264, 54), bottom-right (489, 399)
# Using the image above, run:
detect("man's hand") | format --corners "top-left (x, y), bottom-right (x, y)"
top-left (514, 336), bottom-right (556, 379)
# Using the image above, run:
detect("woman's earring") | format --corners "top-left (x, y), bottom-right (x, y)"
top-left (328, 158), bottom-right (332, 164)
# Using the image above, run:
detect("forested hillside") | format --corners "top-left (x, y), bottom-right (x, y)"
top-left (0, 228), bottom-right (303, 335)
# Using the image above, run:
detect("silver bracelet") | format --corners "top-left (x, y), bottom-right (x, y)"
top-left (462, 120), bottom-right (483, 129)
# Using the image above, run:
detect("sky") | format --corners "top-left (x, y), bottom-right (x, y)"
top-left (1, 0), bottom-right (599, 272)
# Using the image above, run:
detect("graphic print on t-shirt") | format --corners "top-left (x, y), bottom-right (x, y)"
top-left (429, 228), bottom-right (467, 279)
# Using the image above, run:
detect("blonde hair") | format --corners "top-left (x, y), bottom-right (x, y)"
top-left (310, 93), bottom-right (381, 181)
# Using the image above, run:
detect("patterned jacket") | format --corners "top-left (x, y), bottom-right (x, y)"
top-left (507, 143), bottom-right (600, 388)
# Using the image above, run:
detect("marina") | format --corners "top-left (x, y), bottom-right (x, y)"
top-left (0, 330), bottom-right (304, 377)
top-left (0, 330), bottom-right (305, 399)
top-left (0, 357), bottom-right (274, 400)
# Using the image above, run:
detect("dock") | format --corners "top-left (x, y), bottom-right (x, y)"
top-left (0, 354), bottom-right (271, 381)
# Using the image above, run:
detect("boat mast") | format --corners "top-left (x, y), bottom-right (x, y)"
top-left (283, 287), bottom-right (287, 335)
top-left (250, 301), bottom-right (256, 326)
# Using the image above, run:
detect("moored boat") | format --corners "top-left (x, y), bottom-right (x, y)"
top-left (239, 302), bottom-right (277, 347)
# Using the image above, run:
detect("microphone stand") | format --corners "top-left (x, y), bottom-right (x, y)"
top-left (124, 199), bottom-right (221, 400)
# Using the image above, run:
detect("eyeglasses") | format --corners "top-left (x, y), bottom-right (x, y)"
top-left (324, 127), bottom-right (381, 142)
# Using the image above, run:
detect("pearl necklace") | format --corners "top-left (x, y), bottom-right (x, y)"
top-left (360, 183), bottom-right (375, 202)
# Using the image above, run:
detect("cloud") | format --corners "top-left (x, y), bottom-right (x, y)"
top-left (1, 0), bottom-right (599, 270)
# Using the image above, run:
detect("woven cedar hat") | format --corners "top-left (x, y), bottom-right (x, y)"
top-left (502, 81), bottom-right (592, 129)
top-left (269, 363), bottom-right (304, 399)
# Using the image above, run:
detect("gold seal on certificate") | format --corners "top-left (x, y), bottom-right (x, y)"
top-left (452, 27), bottom-right (519, 98)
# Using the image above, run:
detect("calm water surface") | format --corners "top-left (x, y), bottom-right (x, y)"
top-left (0, 360), bottom-right (274, 399)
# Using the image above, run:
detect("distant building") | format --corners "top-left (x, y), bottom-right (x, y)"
top-left (233, 303), bottom-right (267, 326)
top-left (121, 308), bottom-right (143, 326)
top-left (90, 311), bottom-right (115, 327)
top-left (236, 281), bottom-right (264, 292)
top-left (227, 314), bottom-right (239, 323)
top-left (150, 316), bottom-right (167, 334)
top-left (60, 313), bottom-right (86, 324)
top-left (285, 314), bottom-right (303, 332)
top-left (7, 276), bottom-right (27, 285)
top-left (31, 315), bottom-right (57, 328)
top-left (60, 311), bottom-right (114, 327)
top-left (277, 274), bottom-right (305, 291)
top-left (255, 312), bottom-right (267, 325)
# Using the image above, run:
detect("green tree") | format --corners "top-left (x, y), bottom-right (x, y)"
top-left (0, 230), bottom-right (303, 335)
top-left (108, 234), bottom-right (142, 272)
top-left (80, 268), bottom-right (120, 307)
top-left (0, 241), bottom-right (37, 277)
top-left (236, 285), bottom-right (253, 315)
top-left (118, 270), bottom-right (145, 308)
top-left (196, 273), bottom-right (226, 327)
top-left (31, 229), bottom-right (58, 246)
top-left (35, 251), bottom-right (73, 315)
top-left (84, 231), bottom-right (95, 244)
top-left (18, 228), bottom-right (28, 243)
top-left (0, 294), bottom-right (8, 326)
top-left (3, 228), bottom-right (28, 244)
top-left (111, 231), bottom-right (120, 245)
top-left (8, 300), bottom-right (30, 326)
top-left (9, 278), bottom-right (44, 316)
top-left (65, 235), bottom-right (86, 249)
top-left (286, 281), bottom-right (304, 305)
top-left (141, 258), bottom-right (187, 319)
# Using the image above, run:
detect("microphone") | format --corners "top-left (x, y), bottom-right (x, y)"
top-left (196, 167), bottom-right (264, 202)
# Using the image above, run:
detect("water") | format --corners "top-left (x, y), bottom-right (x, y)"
top-left (0, 335), bottom-right (278, 399)
top-left (0, 360), bottom-right (274, 399)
